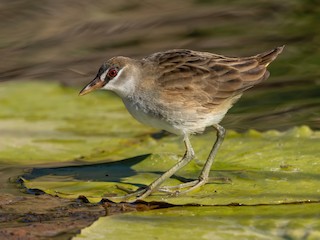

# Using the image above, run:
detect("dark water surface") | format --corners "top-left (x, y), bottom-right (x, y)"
top-left (0, 0), bottom-right (319, 130)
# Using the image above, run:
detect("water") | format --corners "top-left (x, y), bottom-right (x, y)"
top-left (0, 0), bottom-right (319, 130)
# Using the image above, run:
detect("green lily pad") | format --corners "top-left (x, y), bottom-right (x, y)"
top-left (0, 81), bottom-right (155, 165)
top-left (73, 204), bottom-right (320, 240)
top-left (23, 126), bottom-right (320, 204)
top-left (1, 81), bottom-right (320, 205)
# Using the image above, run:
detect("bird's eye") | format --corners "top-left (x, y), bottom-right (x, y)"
top-left (107, 68), bottom-right (118, 78)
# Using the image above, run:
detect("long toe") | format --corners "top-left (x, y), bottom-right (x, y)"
top-left (158, 180), bottom-right (200, 192)
top-left (177, 179), bottom-right (207, 194)
top-left (105, 187), bottom-right (151, 203)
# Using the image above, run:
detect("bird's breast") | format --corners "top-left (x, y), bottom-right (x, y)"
top-left (122, 97), bottom-right (184, 135)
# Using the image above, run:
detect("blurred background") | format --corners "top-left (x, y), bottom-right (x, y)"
top-left (0, 0), bottom-right (319, 130)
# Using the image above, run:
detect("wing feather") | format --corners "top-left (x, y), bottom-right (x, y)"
top-left (143, 48), bottom-right (281, 111)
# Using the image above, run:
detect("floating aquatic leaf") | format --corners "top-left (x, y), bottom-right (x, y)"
top-left (23, 126), bottom-right (320, 205)
top-left (73, 204), bottom-right (320, 240)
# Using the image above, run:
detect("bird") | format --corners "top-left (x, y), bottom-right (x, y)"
top-left (79, 46), bottom-right (284, 201)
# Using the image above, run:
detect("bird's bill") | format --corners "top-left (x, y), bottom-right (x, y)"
top-left (79, 77), bottom-right (106, 96)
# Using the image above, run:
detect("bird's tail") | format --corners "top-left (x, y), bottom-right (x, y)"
top-left (256, 45), bottom-right (285, 67)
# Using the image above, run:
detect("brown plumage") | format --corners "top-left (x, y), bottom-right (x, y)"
top-left (147, 47), bottom-right (283, 105)
top-left (127, 46), bottom-right (284, 134)
top-left (79, 46), bottom-right (284, 201)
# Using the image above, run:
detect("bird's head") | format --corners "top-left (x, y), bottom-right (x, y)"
top-left (79, 56), bottom-right (140, 97)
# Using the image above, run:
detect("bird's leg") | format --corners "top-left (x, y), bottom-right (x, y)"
top-left (110, 135), bottom-right (195, 201)
top-left (134, 135), bottom-right (195, 200)
top-left (186, 124), bottom-right (226, 191)
top-left (159, 124), bottom-right (225, 193)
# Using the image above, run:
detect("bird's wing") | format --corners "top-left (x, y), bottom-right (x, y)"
top-left (145, 48), bottom-right (282, 108)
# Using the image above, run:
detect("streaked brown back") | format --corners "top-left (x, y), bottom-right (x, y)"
top-left (145, 46), bottom-right (284, 108)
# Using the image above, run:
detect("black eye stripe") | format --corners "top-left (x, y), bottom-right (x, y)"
top-left (99, 64), bottom-right (108, 76)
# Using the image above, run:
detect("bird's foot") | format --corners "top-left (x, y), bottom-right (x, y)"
top-left (158, 179), bottom-right (206, 195)
top-left (105, 185), bottom-right (153, 202)
top-left (159, 176), bottom-right (231, 194)
top-left (106, 177), bottom-right (231, 202)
